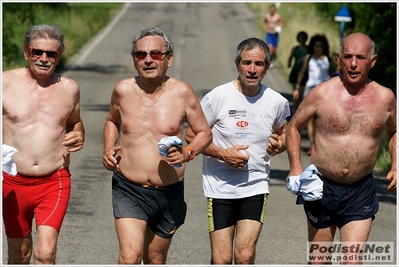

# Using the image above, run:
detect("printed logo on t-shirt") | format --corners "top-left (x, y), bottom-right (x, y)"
top-left (236, 120), bottom-right (249, 129)
top-left (229, 109), bottom-right (247, 119)
top-left (234, 132), bottom-right (253, 139)
top-left (234, 120), bottom-right (252, 139)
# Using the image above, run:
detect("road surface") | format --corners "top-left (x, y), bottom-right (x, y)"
top-left (2, 2), bottom-right (396, 265)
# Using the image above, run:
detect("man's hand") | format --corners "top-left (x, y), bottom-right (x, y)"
top-left (267, 134), bottom-right (285, 157)
top-left (221, 145), bottom-right (250, 169)
top-left (63, 131), bottom-right (84, 152)
top-left (165, 146), bottom-right (186, 165)
top-left (103, 146), bottom-right (121, 172)
top-left (386, 170), bottom-right (397, 193)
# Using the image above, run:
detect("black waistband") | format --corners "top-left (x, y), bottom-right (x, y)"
top-left (115, 171), bottom-right (184, 189)
top-left (320, 172), bottom-right (373, 186)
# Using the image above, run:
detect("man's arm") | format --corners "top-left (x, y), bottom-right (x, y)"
top-left (181, 87), bottom-right (213, 159)
top-left (163, 84), bottom-right (212, 166)
top-left (64, 83), bottom-right (84, 153)
top-left (267, 120), bottom-right (287, 157)
top-left (280, 14), bottom-right (286, 28)
top-left (295, 54), bottom-right (310, 89)
top-left (385, 90), bottom-right (397, 193)
top-left (103, 85), bottom-right (122, 171)
top-left (386, 131), bottom-right (397, 193)
top-left (64, 120), bottom-right (85, 153)
top-left (286, 87), bottom-right (319, 177)
top-left (185, 127), bottom-right (249, 169)
top-left (286, 119), bottom-right (303, 177)
top-left (263, 14), bottom-right (268, 32)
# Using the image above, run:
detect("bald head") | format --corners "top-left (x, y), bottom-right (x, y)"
top-left (340, 33), bottom-right (375, 59)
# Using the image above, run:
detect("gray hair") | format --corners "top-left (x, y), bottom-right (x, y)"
top-left (235, 37), bottom-right (271, 65)
top-left (23, 24), bottom-right (65, 53)
top-left (130, 27), bottom-right (174, 56)
top-left (339, 34), bottom-right (375, 59)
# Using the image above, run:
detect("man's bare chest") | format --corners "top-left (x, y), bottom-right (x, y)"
top-left (317, 104), bottom-right (386, 137)
top-left (5, 91), bottom-right (74, 126)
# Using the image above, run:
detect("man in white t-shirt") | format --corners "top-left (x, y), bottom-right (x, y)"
top-left (186, 37), bottom-right (290, 264)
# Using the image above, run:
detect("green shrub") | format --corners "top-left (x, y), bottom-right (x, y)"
top-left (376, 131), bottom-right (393, 172)
top-left (2, 3), bottom-right (123, 71)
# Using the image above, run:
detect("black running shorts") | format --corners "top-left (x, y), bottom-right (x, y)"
top-left (112, 171), bottom-right (187, 238)
top-left (207, 193), bottom-right (268, 232)
top-left (303, 173), bottom-right (379, 229)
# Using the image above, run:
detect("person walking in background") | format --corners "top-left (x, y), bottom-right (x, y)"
top-left (102, 27), bottom-right (212, 264)
top-left (263, 4), bottom-right (286, 68)
top-left (185, 37), bottom-right (290, 264)
top-left (2, 24), bottom-right (85, 264)
top-left (286, 32), bottom-right (396, 264)
top-left (288, 31), bottom-right (309, 113)
top-left (329, 51), bottom-right (341, 77)
top-left (294, 34), bottom-right (331, 155)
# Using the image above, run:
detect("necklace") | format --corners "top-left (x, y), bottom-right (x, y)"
top-left (139, 84), bottom-right (166, 107)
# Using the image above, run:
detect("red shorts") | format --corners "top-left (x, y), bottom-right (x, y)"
top-left (2, 168), bottom-right (71, 238)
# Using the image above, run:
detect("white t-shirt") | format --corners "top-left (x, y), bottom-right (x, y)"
top-left (306, 56), bottom-right (330, 87)
top-left (200, 81), bottom-right (290, 199)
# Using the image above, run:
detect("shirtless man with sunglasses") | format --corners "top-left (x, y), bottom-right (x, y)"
top-left (2, 24), bottom-right (85, 264)
top-left (103, 27), bottom-right (212, 264)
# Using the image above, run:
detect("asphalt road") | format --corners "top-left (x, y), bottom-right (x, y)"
top-left (2, 2), bottom-right (397, 265)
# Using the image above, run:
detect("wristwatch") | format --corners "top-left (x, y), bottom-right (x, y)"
top-left (185, 147), bottom-right (195, 162)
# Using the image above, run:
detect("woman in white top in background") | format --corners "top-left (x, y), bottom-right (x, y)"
top-left (294, 34), bottom-right (331, 155)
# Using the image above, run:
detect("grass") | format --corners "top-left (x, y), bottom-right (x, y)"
top-left (376, 131), bottom-right (393, 172)
top-left (2, 3), bottom-right (124, 71)
top-left (247, 2), bottom-right (340, 79)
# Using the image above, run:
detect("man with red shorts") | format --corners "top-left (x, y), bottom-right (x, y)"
top-left (2, 24), bottom-right (85, 264)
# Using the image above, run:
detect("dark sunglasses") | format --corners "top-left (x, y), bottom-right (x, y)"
top-left (27, 46), bottom-right (60, 59)
top-left (133, 50), bottom-right (169, 61)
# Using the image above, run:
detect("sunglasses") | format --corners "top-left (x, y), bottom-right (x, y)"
top-left (133, 50), bottom-right (169, 61)
top-left (27, 46), bottom-right (60, 59)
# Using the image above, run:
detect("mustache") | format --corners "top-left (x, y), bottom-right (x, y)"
top-left (35, 61), bottom-right (53, 67)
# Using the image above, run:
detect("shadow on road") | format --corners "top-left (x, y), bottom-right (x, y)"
top-left (65, 63), bottom-right (129, 74)
top-left (81, 104), bottom-right (110, 112)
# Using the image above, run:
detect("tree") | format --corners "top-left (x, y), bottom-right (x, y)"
top-left (2, 3), bottom-right (37, 65)
top-left (314, 2), bottom-right (396, 94)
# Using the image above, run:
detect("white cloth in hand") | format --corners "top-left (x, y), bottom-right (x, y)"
top-left (286, 164), bottom-right (323, 202)
top-left (158, 136), bottom-right (183, 167)
top-left (2, 144), bottom-right (18, 176)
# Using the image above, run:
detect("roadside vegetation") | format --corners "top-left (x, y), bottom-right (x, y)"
top-left (2, 2), bottom-right (123, 71)
top-left (2, 2), bottom-right (395, 173)
top-left (248, 2), bottom-right (396, 173)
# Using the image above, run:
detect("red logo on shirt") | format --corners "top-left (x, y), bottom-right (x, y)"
top-left (236, 121), bottom-right (249, 128)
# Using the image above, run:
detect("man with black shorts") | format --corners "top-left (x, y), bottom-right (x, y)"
top-left (286, 33), bottom-right (396, 264)
top-left (103, 27), bottom-right (212, 264)
top-left (304, 173), bottom-right (379, 229)
top-left (186, 37), bottom-right (290, 264)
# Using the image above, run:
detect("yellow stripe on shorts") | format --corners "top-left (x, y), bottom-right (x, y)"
top-left (260, 193), bottom-right (269, 223)
top-left (207, 197), bottom-right (214, 232)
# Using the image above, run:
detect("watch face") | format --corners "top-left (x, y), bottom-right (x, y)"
top-left (187, 148), bottom-right (195, 160)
